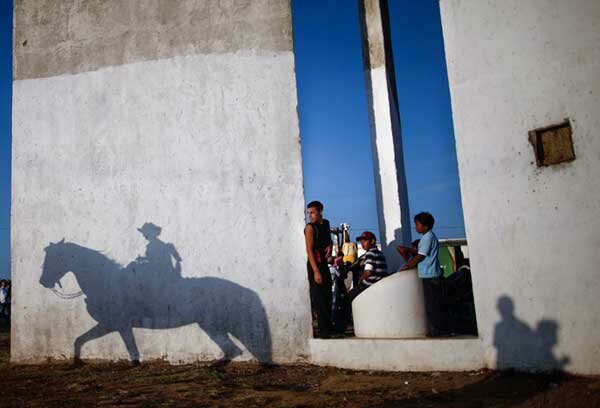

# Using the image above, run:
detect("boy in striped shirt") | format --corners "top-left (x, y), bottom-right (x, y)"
top-left (349, 231), bottom-right (388, 301)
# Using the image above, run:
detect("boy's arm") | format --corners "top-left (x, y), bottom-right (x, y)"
top-left (400, 254), bottom-right (425, 271)
top-left (359, 270), bottom-right (372, 282)
top-left (359, 253), bottom-right (374, 282)
top-left (396, 245), bottom-right (418, 261)
top-left (401, 232), bottom-right (431, 270)
top-left (305, 225), bottom-right (323, 284)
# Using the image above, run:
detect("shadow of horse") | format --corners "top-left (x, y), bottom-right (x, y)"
top-left (40, 240), bottom-right (272, 364)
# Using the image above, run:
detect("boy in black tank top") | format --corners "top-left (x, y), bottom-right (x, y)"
top-left (305, 201), bottom-right (333, 338)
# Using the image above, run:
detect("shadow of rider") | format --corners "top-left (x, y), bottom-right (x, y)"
top-left (134, 223), bottom-right (182, 280)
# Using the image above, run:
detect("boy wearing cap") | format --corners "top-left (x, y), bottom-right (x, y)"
top-left (348, 231), bottom-right (388, 301)
top-left (399, 212), bottom-right (447, 336)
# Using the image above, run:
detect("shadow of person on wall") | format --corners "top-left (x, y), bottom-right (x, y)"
top-left (134, 222), bottom-right (182, 281)
top-left (378, 296), bottom-right (571, 407)
top-left (39, 223), bottom-right (272, 365)
top-left (494, 295), bottom-right (569, 371)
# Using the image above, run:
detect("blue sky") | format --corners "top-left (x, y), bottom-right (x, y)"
top-left (0, 1), bottom-right (465, 279)
top-left (292, 0), bottom-right (465, 240)
top-left (0, 0), bottom-right (11, 280)
top-left (388, 0), bottom-right (465, 238)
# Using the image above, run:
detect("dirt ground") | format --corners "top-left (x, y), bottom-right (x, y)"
top-left (0, 327), bottom-right (598, 407)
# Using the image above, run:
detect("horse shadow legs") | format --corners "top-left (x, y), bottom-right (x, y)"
top-left (74, 323), bottom-right (140, 365)
top-left (118, 326), bottom-right (141, 365)
top-left (203, 327), bottom-right (243, 364)
top-left (74, 323), bottom-right (112, 365)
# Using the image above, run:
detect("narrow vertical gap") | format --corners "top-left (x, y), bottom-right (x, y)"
top-left (387, 1), bottom-right (477, 335)
top-left (0, 0), bottom-right (12, 281)
top-left (387, 0), bottom-right (466, 241)
top-left (291, 1), bottom-right (380, 240)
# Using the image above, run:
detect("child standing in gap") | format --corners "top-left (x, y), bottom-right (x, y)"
top-left (398, 212), bottom-right (447, 337)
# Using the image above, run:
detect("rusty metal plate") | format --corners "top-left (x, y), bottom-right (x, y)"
top-left (528, 119), bottom-right (575, 167)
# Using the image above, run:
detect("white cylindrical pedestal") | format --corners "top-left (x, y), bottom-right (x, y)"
top-left (352, 268), bottom-right (426, 338)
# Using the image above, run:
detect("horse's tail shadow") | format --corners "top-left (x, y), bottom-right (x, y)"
top-left (187, 277), bottom-right (273, 364)
top-left (247, 293), bottom-right (273, 364)
top-left (232, 289), bottom-right (273, 364)
top-left (226, 282), bottom-right (273, 364)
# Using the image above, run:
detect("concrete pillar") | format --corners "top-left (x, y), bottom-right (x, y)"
top-left (358, 0), bottom-right (426, 338)
top-left (358, 0), bottom-right (412, 270)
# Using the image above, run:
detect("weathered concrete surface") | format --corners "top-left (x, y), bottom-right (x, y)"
top-left (14, 0), bottom-right (293, 80)
top-left (310, 337), bottom-right (485, 372)
top-left (359, 0), bottom-right (385, 69)
top-left (12, 0), bottom-right (311, 364)
top-left (440, 0), bottom-right (600, 374)
top-left (358, 0), bottom-right (412, 269)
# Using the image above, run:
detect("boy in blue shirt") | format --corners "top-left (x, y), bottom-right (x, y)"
top-left (398, 212), bottom-right (447, 337)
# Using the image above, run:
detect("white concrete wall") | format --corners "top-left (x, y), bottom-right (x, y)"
top-left (310, 337), bottom-right (484, 372)
top-left (11, 0), bottom-right (312, 364)
top-left (440, 0), bottom-right (600, 374)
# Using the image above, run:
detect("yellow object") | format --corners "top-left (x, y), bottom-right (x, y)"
top-left (342, 242), bottom-right (358, 264)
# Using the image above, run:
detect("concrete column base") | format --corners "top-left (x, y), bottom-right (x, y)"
top-left (310, 337), bottom-right (484, 372)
